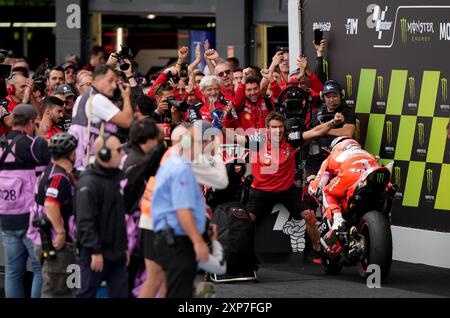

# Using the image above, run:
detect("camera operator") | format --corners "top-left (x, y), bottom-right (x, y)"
top-left (75, 133), bottom-right (128, 298)
top-left (233, 111), bottom-right (344, 256)
top-left (68, 64), bottom-right (133, 169)
top-left (28, 132), bottom-right (78, 298)
top-left (305, 80), bottom-right (356, 178)
top-left (0, 104), bottom-right (50, 298)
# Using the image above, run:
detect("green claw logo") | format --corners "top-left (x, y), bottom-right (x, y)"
top-left (442, 78), bottom-right (448, 102)
top-left (346, 74), bottom-right (353, 98)
top-left (426, 168), bottom-right (433, 193)
top-left (400, 18), bottom-right (408, 44)
top-left (377, 75), bottom-right (384, 99)
top-left (408, 76), bottom-right (415, 102)
top-left (386, 120), bottom-right (393, 146)
top-left (417, 122), bottom-right (425, 148)
top-left (393, 166), bottom-right (401, 188)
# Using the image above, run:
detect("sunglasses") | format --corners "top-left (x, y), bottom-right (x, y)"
top-left (79, 81), bottom-right (92, 88)
top-left (217, 69), bottom-right (231, 77)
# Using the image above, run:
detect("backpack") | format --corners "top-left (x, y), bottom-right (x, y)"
top-left (211, 202), bottom-right (257, 275)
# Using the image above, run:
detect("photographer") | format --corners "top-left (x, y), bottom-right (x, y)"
top-left (28, 132), bottom-right (78, 298)
top-left (107, 47), bottom-right (144, 102)
top-left (68, 64), bottom-right (133, 169)
top-left (152, 82), bottom-right (182, 126)
top-left (0, 104), bottom-right (50, 298)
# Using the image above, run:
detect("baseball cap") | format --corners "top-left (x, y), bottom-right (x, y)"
top-left (62, 62), bottom-right (78, 72)
top-left (55, 84), bottom-right (76, 97)
top-left (12, 104), bottom-right (38, 124)
top-left (322, 80), bottom-right (342, 96)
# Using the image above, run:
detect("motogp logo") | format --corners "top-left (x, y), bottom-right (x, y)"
top-left (366, 4), bottom-right (393, 39)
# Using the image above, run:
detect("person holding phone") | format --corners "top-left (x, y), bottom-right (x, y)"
top-left (313, 29), bottom-right (328, 84)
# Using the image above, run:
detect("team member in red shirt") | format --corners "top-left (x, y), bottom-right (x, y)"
top-left (36, 96), bottom-right (65, 140)
top-left (0, 74), bottom-right (33, 136)
top-left (234, 111), bottom-right (344, 251)
top-left (234, 76), bottom-right (273, 132)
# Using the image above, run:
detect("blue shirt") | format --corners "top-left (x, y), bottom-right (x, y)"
top-left (152, 152), bottom-right (206, 236)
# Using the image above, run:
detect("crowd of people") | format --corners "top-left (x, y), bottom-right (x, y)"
top-left (0, 37), bottom-right (359, 298)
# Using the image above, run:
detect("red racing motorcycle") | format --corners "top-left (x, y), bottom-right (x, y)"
top-left (313, 165), bottom-right (397, 282)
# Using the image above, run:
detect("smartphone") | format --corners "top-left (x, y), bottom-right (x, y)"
top-left (314, 29), bottom-right (324, 45)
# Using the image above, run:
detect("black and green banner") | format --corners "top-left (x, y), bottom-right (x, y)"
top-left (302, 0), bottom-right (450, 232)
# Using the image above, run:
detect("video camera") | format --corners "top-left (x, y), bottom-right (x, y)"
top-left (32, 216), bottom-right (56, 259)
top-left (116, 44), bottom-right (133, 71)
top-left (276, 86), bottom-right (310, 148)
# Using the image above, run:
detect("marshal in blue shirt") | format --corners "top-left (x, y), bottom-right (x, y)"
top-left (151, 152), bottom-right (206, 236)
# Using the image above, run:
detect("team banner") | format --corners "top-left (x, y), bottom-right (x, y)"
top-left (302, 0), bottom-right (450, 232)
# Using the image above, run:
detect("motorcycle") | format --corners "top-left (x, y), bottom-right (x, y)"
top-left (313, 164), bottom-right (397, 282)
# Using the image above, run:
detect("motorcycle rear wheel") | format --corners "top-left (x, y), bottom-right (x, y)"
top-left (358, 210), bottom-right (393, 282)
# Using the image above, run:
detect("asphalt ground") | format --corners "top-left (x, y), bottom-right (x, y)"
top-left (212, 253), bottom-right (450, 298)
top-left (1, 253), bottom-right (449, 298)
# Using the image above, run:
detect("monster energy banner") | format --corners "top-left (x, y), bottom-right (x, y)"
top-left (302, 0), bottom-right (450, 232)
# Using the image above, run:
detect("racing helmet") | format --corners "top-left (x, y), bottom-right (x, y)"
top-left (48, 132), bottom-right (78, 159)
top-left (330, 136), bottom-right (360, 152)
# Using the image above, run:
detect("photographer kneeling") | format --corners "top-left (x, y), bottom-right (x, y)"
top-left (28, 132), bottom-right (78, 298)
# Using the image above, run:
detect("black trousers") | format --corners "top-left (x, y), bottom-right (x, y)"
top-left (247, 185), bottom-right (308, 221)
top-left (76, 248), bottom-right (128, 298)
top-left (154, 233), bottom-right (197, 298)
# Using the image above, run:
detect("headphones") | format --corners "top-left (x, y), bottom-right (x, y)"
top-left (320, 80), bottom-right (346, 100)
top-left (99, 133), bottom-right (112, 162)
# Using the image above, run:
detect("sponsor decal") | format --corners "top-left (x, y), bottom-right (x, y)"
top-left (400, 18), bottom-right (434, 43)
top-left (366, 4), bottom-right (392, 40)
top-left (408, 76), bottom-right (417, 109)
top-left (425, 168), bottom-right (435, 201)
top-left (345, 18), bottom-right (358, 35)
top-left (417, 122), bottom-right (426, 155)
top-left (440, 22), bottom-right (450, 40)
top-left (313, 22), bottom-right (331, 31)
top-left (346, 74), bottom-right (353, 98)
top-left (385, 120), bottom-right (394, 152)
top-left (393, 166), bottom-right (403, 199)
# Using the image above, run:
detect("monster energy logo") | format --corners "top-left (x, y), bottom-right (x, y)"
top-left (417, 123), bottom-right (425, 148)
top-left (393, 166), bottom-right (401, 188)
top-left (346, 74), bottom-right (353, 98)
top-left (400, 18), bottom-right (408, 43)
top-left (377, 75), bottom-right (384, 99)
top-left (426, 168), bottom-right (433, 193)
top-left (355, 118), bottom-right (360, 141)
top-left (376, 173), bottom-right (385, 184)
top-left (408, 76), bottom-right (415, 102)
top-left (442, 78), bottom-right (448, 102)
top-left (323, 60), bottom-right (329, 81)
top-left (386, 120), bottom-right (393, 146)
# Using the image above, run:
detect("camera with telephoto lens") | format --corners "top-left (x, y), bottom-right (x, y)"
top-left (32, 216), bottom-right (56, 259)
top-left (166, 70), bottom-right (180, 84)
top-left (116, 44), bottom-right (133, 71)
top-left (164, 96), bottom-right (189, 112)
